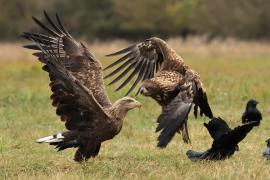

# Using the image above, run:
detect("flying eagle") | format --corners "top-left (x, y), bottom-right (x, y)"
top-left (186, 117), bottom-right (257, 161)
top-left (22, 11), bottom-right (141, 162)
top-left (104, 37), bottom-right (213, 147)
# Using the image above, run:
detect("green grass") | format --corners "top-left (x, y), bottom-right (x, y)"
top-left (0, 40), bottom-right (270, 179)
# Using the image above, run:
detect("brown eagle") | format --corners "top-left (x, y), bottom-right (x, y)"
top-left (104, 37), bottom-right (213, 147)
top-left (22, 11), bottom-right (141, 162)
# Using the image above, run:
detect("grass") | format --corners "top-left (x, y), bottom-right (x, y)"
top-left (0, 38), bottom-right (270, 179)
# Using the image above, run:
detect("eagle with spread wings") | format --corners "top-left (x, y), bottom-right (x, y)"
top-left (104, 37), bottom-right (213, 147)
top-left (22, 11), bottom-right (141, 162)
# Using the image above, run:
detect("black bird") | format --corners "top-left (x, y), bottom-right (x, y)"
top-left (186, 117), bottom-right (257, 161)
top-left (242, 99), bottom-right (262, 126)
top-left (263, 138), bottom-right (270, 160)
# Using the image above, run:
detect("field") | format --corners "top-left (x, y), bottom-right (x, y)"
top-left (0, 38), bottom-right (270, 179)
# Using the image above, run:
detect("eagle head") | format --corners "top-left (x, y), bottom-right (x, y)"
top-left (137, 80), bottom-right (160, 97)
top-left (111, 97), bottom-right (141, 120)
top-left (113, 97), bottom-right (142, 110)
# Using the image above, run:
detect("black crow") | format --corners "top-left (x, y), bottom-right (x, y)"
top-left (186, 117), bottom-right (257, 161)
top-left (242, 99), bottom-right (262, 126)
top-left (263, 138), bottom-right (270, 160)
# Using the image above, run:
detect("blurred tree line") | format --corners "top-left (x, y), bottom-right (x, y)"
top-left (0, 0), bottom-right (270, 41)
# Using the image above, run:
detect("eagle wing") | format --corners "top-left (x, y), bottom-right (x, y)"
top-left (32, 41), bottom-right (111, 130)
top-left (156, 82), bottom-right (194, 148)
top-left (22, 11), bottom-right (111, 108)
top-left (104, 39), bottom-right (164, 95)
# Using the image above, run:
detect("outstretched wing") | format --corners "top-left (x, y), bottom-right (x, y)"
top-left (156, 82), bottom-right (194, 148)
top-left (223, 121), bottom-right (257, 145)
top-left (22, 11), bottom-right (111, 107)
top-left (204, 117), bottom-right (232, 140)
top-left (212, 121), bottom-right (257, 149)
top-left (104, 39), bottom-right (164, 95)
top-left (33, 41), bottom-right (110, 130)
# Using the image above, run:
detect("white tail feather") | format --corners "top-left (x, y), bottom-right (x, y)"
top-left (36, 133), bottom-right (64, 143)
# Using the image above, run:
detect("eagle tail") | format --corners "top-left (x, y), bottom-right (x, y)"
top-left (36, 133), bottom-right (64, 143)
top-left (36, 132), bottom-right (79, 151)
top-left (74, 143), bottom-right (101, 162)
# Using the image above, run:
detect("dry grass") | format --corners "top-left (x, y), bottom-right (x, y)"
top-left (0, 38), bottom-right (270, 179)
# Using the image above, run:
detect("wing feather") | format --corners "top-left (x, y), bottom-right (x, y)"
top-left (204, 117), bottom-right (232, 140)
top-left (104, 39), bottom-right (164, 95)
top-left (22, 11), bottom-right (111, 107)
top-left (115, 57), bottom-right (144, 92)
top-left (104, 53), bottom-right (137, 79)
top-left (223, 121), bottom-right (257, 145)
top-left (156, 82), bottom-right (194, 147)
top-left (125, 59), bottom-right (148, 95)
top-left (35, 40), bottom-right (110, 130)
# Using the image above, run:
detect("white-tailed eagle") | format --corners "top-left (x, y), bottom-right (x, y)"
top-left (104, 37), bottom-right (213, 147)
top-left (22, 11), bottom-right (141, 162)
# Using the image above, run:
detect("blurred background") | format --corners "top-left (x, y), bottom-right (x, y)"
top-left (1, 1), bottom-right (270, 179)
top-left (1, 0), bottom-right (270, 41)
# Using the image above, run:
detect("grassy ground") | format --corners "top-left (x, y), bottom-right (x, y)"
top-left (0, 38), bottom-right (270, 179)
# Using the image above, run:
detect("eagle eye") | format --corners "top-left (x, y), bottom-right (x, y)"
top-left (126, 99), bottom-right (134, 103)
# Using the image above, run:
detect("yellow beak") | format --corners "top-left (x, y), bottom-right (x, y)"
top-left (133, 101), bottom-right (142, 108)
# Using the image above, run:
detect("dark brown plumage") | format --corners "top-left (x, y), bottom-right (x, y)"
top-left (22, 11), bottom-right (141, 162)
top-left (104, 37), bottom-right (213, 147)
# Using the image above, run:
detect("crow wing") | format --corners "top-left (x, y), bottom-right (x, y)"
top-left (212, 121), bottom-right (257, 149)
top-left (104, 39), bottom-right (164, 95)
top-left (33, 41), bottom-right (111, 131)
top-left (22, 11), bottom-right (111, 108)
top-left (156, 82), bottom-right (194, 147)
top-left (187, 119), bottom-right (256, 161)
top-left (204, 117), bottom-right (232, 140)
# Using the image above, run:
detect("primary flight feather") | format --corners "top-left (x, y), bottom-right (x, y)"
top-left (22, 11), bottom-right (141, 162)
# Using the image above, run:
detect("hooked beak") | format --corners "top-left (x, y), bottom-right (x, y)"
top-left (133, 101), bottom-right (142, 108)
top-left (136, 86), bottom-right (149, 96)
